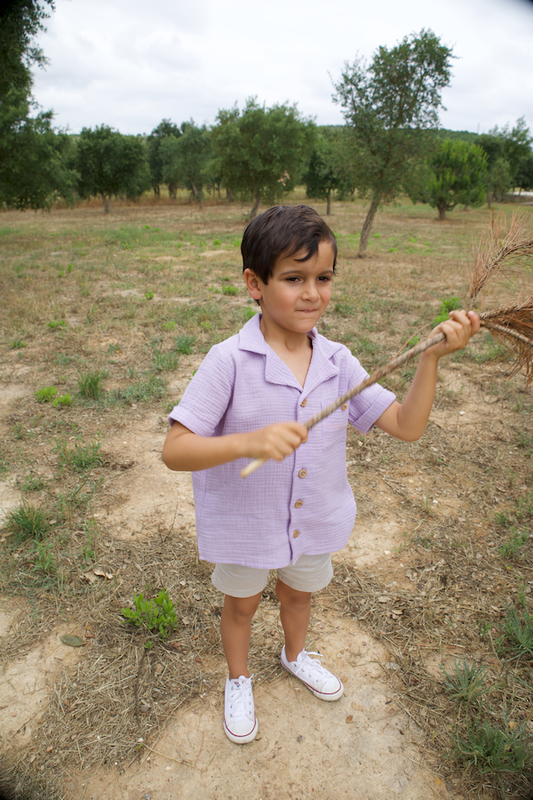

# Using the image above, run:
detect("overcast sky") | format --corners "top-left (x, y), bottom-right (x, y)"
top-left (30, 0), bottom-right (533, 137)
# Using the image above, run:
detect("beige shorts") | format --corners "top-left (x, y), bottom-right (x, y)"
top-left (211, 553), bottom-right (333, 598)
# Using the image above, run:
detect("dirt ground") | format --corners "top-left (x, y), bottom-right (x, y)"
top-left (1, 199), bottom-right (533, 800)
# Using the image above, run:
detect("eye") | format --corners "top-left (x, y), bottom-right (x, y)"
top-left (318, 275), bottom-right (332, 283)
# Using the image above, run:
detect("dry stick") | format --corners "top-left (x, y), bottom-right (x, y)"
top-left (241, 331), bottom-right (445, 479)
top-left (241, 315), bottom-right (533, 478)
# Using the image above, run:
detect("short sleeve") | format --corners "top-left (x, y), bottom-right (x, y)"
top-left (167, 345), bottom-right (235, 437)
top-left (346, 354), bottom-right (396, 434)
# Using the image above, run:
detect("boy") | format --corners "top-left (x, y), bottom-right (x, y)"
top-left (162, 205), bottom-right (479, 744)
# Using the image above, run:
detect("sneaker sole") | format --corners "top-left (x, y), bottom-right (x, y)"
top-left (281, 660), bottom-right (344, 702)
top-left (224, 716), bottom-right (258, 744)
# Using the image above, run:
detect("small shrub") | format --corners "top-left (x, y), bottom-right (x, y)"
top-left (35, 386), bottom-right (58, 403)
top-left (222, 285), bottom-right (238, 296)
top-left (121, 589), bottom-right (178, 643)
top-left (213, 238), bottom-right (221, 246)
top-left (4, 502), bottom-right (49, 541)
top-left (145, 290), bottom-right (154, 300)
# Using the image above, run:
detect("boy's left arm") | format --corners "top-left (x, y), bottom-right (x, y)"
top-left (375, 310), bottom-right (480, 442)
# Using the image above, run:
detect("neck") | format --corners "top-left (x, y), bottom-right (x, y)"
top-left (259, 316), bottom-right (312, 353)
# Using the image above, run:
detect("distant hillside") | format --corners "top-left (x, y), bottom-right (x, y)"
top-left (435, 129), bottom-right (479, 143)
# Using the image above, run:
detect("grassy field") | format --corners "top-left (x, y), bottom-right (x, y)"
top-left (1, 192), bottom-right (533, 799)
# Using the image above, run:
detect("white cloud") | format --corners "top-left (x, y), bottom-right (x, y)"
top-left (31, 0), bottom-right (533, 135)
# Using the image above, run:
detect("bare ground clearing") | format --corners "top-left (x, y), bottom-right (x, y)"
top-left (1, 197), bottom-right (533, 799)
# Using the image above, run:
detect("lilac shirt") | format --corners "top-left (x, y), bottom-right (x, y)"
top-left (168, 314), bottom-right (395, 568)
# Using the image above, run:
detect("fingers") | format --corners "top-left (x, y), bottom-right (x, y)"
top-left (437, 309), bottom-right (479, 352)
top-left (252, 422), bottom-right (308, 462)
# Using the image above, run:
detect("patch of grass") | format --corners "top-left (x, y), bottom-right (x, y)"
top-left (31, 541), bottom-right (56, 574)
top-left (56, 437), bottom-right (102, 473)
top-left (221, 284), bottom-right (238, 296)
top-left (77, 369), bottom-right (107, 401)
top-left (3, 502), bottom-right (50, 541)
top-left (450, 718), bottom-right (533, 778)
top-left (500, 603), bottom-right (533, 658)
top-left (47, 318), bottom-right (66, 330)
top-left (153, 347), bottom-right (178, 372)
top-left (440, 658), bottom-right (489, 704)
top-left (113, 374), bottom-right (167, 405)
top-left (498, 527), bottom-right (529, 558)
top-left (10, 339), bottom-right (26, 349)
top-left (174, 335), bottom-right (196, 354)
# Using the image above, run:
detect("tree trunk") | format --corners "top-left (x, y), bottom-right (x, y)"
top-left (191, 180), bottom-right (203, 210)
top-left (226, 188), bottom-right (234, 202)
top-left (438, 206), bottom-right (446, 220)
top-left (101, 192), bottom-right (110, 213)
top-left (326, 194), bottom-right (331, 215)
top-left (358, 198), bottom-right (380, 257)
top-left (249, 193), bottom-right (261, 219)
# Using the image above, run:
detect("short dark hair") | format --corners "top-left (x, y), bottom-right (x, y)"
top-left (241, 205), bottom-right (337, 283)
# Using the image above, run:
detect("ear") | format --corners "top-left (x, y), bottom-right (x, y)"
top-left (243, 269), bottom-right (263, 302)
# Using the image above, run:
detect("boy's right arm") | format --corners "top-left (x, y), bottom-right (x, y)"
top-left (162, 421), bottom-right (308, 472)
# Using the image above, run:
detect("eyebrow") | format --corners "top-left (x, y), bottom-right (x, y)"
top-left (277, 268), bottom-right (334, 277)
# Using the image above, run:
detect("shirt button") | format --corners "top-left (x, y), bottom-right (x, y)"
top-left (294, 500), bottom-right (303, 508)
top-left (298, 469), bottom-right (307, 478)
top-left (293, 530), bottom-right (300, 538)
top-left (342, 404), bottom-right (347, 411)
top-left (300, 398), bottom-right (307, 407)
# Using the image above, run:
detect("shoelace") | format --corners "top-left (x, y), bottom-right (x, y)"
top-left (290, 651), bottom-right (325, 679)
top-left (228, 676), bottom-right (254, 721)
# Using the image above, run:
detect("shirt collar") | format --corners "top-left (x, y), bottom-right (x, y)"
top-left (238, 313), bottom-right (342, 391)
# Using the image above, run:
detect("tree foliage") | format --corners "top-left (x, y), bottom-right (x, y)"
top-left (333, 29), bottom-right (454, 255)
top-left (212, 99), bottom-right (315, 218)
top-left (147, 119), bottom-right (181, 197)
top-left (160, 121), bottom-right (211, 208)
top-left (478, 118), bottom-right (533, 199)
top-left (426, 139), bottom-right (487, 219)
top-left (0, 87), bottom-right (77, 210)
top-left (75, 126), bottom-right (150, 213)
top-left (0, 0), bottom-right (54, 99)
top-left (304, 127), bottom-right (355, 214)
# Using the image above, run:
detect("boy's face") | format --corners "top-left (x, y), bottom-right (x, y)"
top-left (244, 240), bottom-right (334, 336)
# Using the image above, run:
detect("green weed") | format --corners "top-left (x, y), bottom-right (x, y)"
top-left (52, 393), bottom-right (72, 407)
top-left (47, 318), bottom-right (66, 329)
top-left (32, 541), bottom-right (56, 574)
top-left (432, 297), bottom-right (462, 327)
top-left (222, 284), bottom-right (238, 296)
top-left (121, 588), bottom-right (178, 643)
top-left (498, 527), bottom-right (528, 558)
top-left (35, 386), bottom-right (58, 403)
top-left (10, 339), bottom-right (26, 349)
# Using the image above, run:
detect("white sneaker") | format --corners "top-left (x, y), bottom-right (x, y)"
top-left (223, 675), bottom-right (258, 744)
top-left (281, 646), bottom-right (344, 701)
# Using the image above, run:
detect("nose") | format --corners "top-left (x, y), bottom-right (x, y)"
top-left (302, 280), bottom-right (320, 301)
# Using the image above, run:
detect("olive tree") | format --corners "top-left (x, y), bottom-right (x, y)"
top-left (160, 121), bottom-right (211, 208)
top-left (75, 125), bottom-right (150, 213)
top-left (426, 139), bottom-right (487, 219)
top-left (212, 99), bottom-right (315, 218)
top-left (333, 29), bottom-right (454, 256)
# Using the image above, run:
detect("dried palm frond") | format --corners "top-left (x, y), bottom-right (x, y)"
top-left (242, 215), bottom-right (533, 478)
top-left (470, 211), bottom-right (533, 305)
